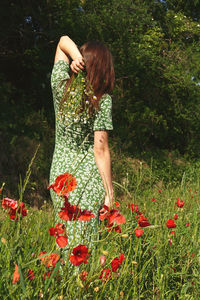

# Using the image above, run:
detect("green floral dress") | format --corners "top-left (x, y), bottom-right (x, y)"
top-left (49, 60), bottom-right (113, 247)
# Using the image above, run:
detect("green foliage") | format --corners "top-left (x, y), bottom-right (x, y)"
top-left (0, 162), bottom-right (200, 298)
top-left (1, 0), bottom-right (200, 199)
top-left (77, 0), bottom-right (200, 154)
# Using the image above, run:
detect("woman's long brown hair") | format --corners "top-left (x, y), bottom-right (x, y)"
top-left (63, 41), bottom-right (115, 112)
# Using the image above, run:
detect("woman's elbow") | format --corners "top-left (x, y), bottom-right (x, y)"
top-left (94, 145), bottom-right (109, 156)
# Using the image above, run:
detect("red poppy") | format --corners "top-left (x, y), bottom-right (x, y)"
top-left (38, 251), bottom-right (48, 264)
top-left (128, 203), bottom-right (139, 212)
top-left (170, 231), bottom-right (176, 236)
top-left (2, 198), bottom-right (18, 210)
top-left (99, 268), bottom-right (112, 282)
top-left (138, 216), bottom-right (151, 227)
top-left (107, 209), bottom-right (126, 224)
top-left (59, 201), bottom-right (81, 221)
top-left (79, 271), bottom-right (88, 282)
top-left (44, 271), bottom-right (52, 279)
top-left (176, 198), bottom-right (184, 208)
top-left (38, 252), bottom-right (60, 268)
top-left (56, 235), bottom-right (68, 248)
top-left (158, 190), bottom-right (162, 193)
top-left (168, 238), bottom-right (173, 246)
top-left (166, 219), bottom-right (176, 228)
top-left (152, 198), bottom-right (156, 202)
top-left (12, 263), bottom-right (20, 284)
top-left (2, 198), bottom-right (27, 220)
top-left (49, 223), bottom-right (68, 248)
top-left (27, 269), bottom-right (35, 280)
top-left (135, 228), bottom-right (143, 237)
top-left (48, 172), bottom-right (77, 196)
top-left (59, 199), bottom-right (95, 221)
top-left (49, 223), bottom-right (65, 236)
top-left (47, 253), bottom-right (60, 268)
top-left (99, 205), bottom-right (126, 225)
top-left (111, 253), bottom-right (125, 272)
top-left (186, 223), bottom-right (190, 227)
top-left (107, 224), bottom-right (121, 233)
top-left (78, 209), bottom-right (95, 221)
top-left (69, 245), bottom-right (90, 266)
top-left (174, 214), bottom-right (178, 220)
top-left (115, 201), bottom-right (120, 207)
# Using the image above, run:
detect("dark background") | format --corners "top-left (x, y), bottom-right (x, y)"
top-left (1, 0), bottom-right (200, 204)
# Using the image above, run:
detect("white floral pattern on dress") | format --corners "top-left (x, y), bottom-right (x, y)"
top-left (49, 60), bottom-right (113, 247)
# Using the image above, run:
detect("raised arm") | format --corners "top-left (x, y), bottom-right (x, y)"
top-left (94, 131), bottom-right (113, 208)
top-left (54, 36), bottom-right (84, 72)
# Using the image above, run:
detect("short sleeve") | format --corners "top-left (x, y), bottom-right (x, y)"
top-left (93, 94), bottom-right (113, 131)
top-left (51, 60), bottom-right (70, 93)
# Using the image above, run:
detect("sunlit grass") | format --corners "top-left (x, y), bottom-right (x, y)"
top-left (0, 162), bottom-right (200, 299)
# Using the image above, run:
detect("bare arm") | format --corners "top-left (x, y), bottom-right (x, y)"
top-left (94, 131), bottom-right (113, 207)
top-left (54, 35), bottom-right (84, 72)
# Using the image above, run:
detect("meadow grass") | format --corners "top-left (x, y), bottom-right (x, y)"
top-left (0, 159), bottom-right (200, 299)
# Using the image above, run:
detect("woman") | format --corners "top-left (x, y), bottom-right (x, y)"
top-left (49, 36), bottom-right (115, 247)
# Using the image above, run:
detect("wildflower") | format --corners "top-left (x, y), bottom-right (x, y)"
top-left (138, 216), bottom-right (151, 227)
top-left (152, 198), bottom-right (156, 202)
top-left (100, 256), bottom-right (106, 266)
top-left (44, 271), bottom-right (52, 279)
top-left (168, 238), bottom-right (173, 246)
top-left (99, 205), bottom-right (126, 225)
top-left (38, 251), bottom-right (48, 264)
top-left (59, 200), bottom-right (81, 221)
top-left (1, 237), bottom-right (6, 244)
top-left (38, 252), bottom-right (60, 268)
top-left (106, 224), bottom-right (121, 233)
top-left (2, 198), bottom-right (18, 210)
top-left (59, 198), bottom-right (95, 221)
top-left (56, 235), bottom-right (68, 248)
top-left (101, 250), bottom-right (108, 256)
top-left (115, 201), bottom-right (120, 207)
top-left (2, 198), bottom-right (27, 220)
top-left (48, 172), bottom-right (77, 196)
top-left (166, 219), bottom-right (176, 228)
top-left (135, 228), bottom-right (143, 237)
top-left (47, 253), bottom-right (60, 268)
top-left (174, 214), bottom-right (178, 220)
top-left (121, 234), bottom-right (129, 238)
top-left (49, 223), bottom-right (68, 248)
top-left (99, 268), bottom-right (112, 282)
top-left (69, 245), bottom-right (90, 266)
top-left (12, 263), bottom-right (20, 284)
top-left (128, 203), bottom-right (139, 212)
top-left (27, 269), bottom-right (35, 280)
top-left (107, 209), bottom-right (126, 225)
top-left (111, 253), bottom-right (125, 272)
top-left (176, 198), bottom-right (184, 208)
top-left (186, 223), bottom-right (190, 227)
top-left (79, 271), bottom-right (88, 282)
top-left (94, 286), bottom-right (100, 292)
top-left (170, 231), bottom-right (176, 236)
top-left (78, 209), bottom-right (95, 221)
top-left (158, 190), bottom-right (162, 193)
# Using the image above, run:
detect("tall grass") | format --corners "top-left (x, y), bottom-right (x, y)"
top-left (0, 156), bottom-right (199, 299)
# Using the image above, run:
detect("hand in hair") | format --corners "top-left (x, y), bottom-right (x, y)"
top-left (70, 57), bottom-right (84, 73)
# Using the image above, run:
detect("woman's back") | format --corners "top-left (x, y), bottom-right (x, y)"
top-left (49, 57), bottom-right (113, 246)
top-left (51, 60), bottom-right (113, 152)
